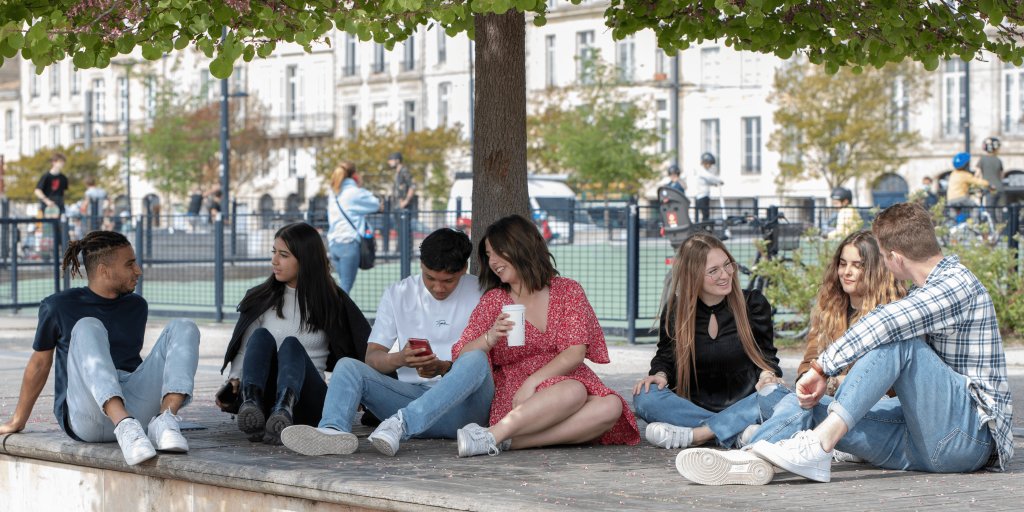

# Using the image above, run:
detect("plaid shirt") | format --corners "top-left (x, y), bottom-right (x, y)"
top-left (820, 255), bottom-right (1013, 470)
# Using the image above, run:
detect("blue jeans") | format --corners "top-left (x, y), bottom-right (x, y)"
top-left (66, 318), bottom-right (200, 443)
top-left (329, 240), bottom-right (361, 294)
top-left (241, 328), bottom-right (328, 427)
top-left (751, 336), bottom-right (994, 473)
top-left (319, 350), bottom-right (494, 440)
top-left (633, 383), bottom-right (791, 448)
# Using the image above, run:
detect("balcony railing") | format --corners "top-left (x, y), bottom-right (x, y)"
top-left (1002, 118), bottom-right (1024, 136)
top-left (266, 112), bottom-right (335, 137)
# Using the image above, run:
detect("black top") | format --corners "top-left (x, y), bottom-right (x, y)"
top-left (648, 289), bottom-right (781, 413)
top-left (36, 173), bottom-right (68, 212)
top-left (187, 194), bottom-right (204, 214)
top-left (33, 287), bottom-right (148, 440)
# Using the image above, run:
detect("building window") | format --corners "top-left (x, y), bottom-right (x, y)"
top-left (345, 105), bottom-right (358, 137)
top-left (71, 69), bottom-right (81, 95)
top-left (655, 48), bottom-right (667, 78)
top-left (402, 35), bottom-right (416, 71)
top-left (701, 47), bottom-right (721, 88)
top-left (49, 125), bottom-right (60, 147)
top-left (286, 65), bottom-right (299, 120)
top-left (93, 78), bottom-right (106, 123)
top-left (545, 35), bottom-right (557, 87)
top-left (701, 119), bottom-right (720, 174)
top-left (943, 58), bottom-right (967, 137)
top-left (576, 31), bottom-right (595, 84)
top-left (438, 82), bottom-right (451, 127)
top-left (344, 34), bottom-right (358, 76)
top-left (4, 110), bottom-right (13, 140)
top-left (288, 148), bottom-right (298, 177)
top-left (373, 102), bottom-right (388, 125)
top-left (437, 30), bottom-right (447, 64)
top-left (50, 65), bottom-right (60, 97)
top-left (404, 100), bottom-right (417, 133)
top-left (741, 117), bottom-right (762, 174)
top-left (1003, 61), bottom-right (1024, 135)
top-left (72, 123), bottom-right (84, 140)
top-left (893, 76), bottom-right (909, 133)
top-left (117, 77), bottom-right (128, 130)
top-left (657, 99), bottom-right (669, 153)
top-left (145, 75), bottom-right (157, 119)
top-left (617, 36), bottom-right (635, 82)
top-left (741, 53), bottom-right (760, 87)
top-left (372, 43), bottom-right (387, 74)
top-left (30, 73), bottom-right (40, 98)
top-left (29, 126), bottom-right (41, 154)
top-left (199, 70), bottom-right (212, 100)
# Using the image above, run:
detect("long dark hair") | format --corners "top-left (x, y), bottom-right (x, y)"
top-left (477, 214), bottom-right (558, 294)
top-left (238, 222), bottom-right (343, 333)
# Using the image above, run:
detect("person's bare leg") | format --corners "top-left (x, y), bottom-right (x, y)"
top-left (509, 395), bottom-right (622, 449)
top-left (691, 426), bottom-right (716, 445)
top-left (103, 397), bottom-right (131, 426)
top-left (487, 380), bottom-right (588, 443)
top-left (161, 393), bottom-right (186, 415)
top-left (812, 413), bottom-right (849, 452)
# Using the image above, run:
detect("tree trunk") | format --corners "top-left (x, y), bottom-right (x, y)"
top-left (470, 11), bottom-right (529, 275)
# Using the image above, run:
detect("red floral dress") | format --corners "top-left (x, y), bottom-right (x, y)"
top-left (451, 277), bottom-right (641, 446)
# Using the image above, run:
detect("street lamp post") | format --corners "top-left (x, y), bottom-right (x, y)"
top-left (113, 60), bottom-right (139, 217)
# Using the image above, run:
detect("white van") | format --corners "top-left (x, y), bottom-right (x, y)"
top-left (446, 173), bottom-right (589, 241)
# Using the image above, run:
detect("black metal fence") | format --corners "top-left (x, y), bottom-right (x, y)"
top-left (3, 198), bottom-right (1023, 342)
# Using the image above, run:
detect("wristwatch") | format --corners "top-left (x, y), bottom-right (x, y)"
top-left (809, 359), bottom-right (826, 378)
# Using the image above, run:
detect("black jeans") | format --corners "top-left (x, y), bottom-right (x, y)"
top-left (241, 327), bottom-right (328, 427)
top-left (695, 196), bottom-right (711, 223)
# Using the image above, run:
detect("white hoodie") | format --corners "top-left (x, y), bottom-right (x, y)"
top-left (687, 166), bottom-right (724, 199)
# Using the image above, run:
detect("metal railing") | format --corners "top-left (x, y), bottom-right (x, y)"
top-left (265, 112), bottom-right (335, 137)
top-left (3, 198), bottom-right (1023, 342)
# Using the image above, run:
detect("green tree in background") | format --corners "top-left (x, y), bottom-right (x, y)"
top-left (768, 59), bottom-right (928, 193)
top-left (2, 146), bottom-right (120, 202)
top-left (315, 123), bottom-right (467, 210)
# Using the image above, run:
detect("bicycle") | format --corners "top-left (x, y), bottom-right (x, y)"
top-left (942, 190), bottom-right (997, 247)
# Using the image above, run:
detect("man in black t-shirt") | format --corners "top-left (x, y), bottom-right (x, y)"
top-left (34, 152), bottom-right (68, 214)
top-left (0, 231), bottom-right (201, 466)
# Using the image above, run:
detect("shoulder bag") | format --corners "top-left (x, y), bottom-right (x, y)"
top-left (333, 191), bottom-right (376, 270)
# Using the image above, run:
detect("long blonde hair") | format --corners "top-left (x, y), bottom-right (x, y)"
top-left (330, 161), bottom-right (357, 194)
top-left (807, 230), bottom-right (906, 355)
top-left (658, 233), bottom-right (773, 399)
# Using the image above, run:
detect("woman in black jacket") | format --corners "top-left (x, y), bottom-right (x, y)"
top-left (632, 233), bottom-right (788, 450)
top-left (215, 222), bottom-right (373, 444)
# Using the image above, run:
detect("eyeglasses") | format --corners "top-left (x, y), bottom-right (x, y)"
top-left (705, 261), bottom-right (737, 280)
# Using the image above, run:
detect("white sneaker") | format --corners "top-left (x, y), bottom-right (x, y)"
top-left (675, 448), bottom-right (775, 486)
top-left (833, 450), bottom-right (866, 463)
top-left (281, 425), bottom-right (359, 456)
top-left (750, 430), bottom-right (833, 483)
top-left (147, 410), bottom-right (189, 453)
top-left (368, 412), bottom-right (406, 457)
top-left (645, 422), bottom-right (693, 449)
top-left (735, 424), bottom-right (759, 449)
top-left (457, 424), bottom-right (501, 457)
top-left (114, 417), bottom-right (157, 466)
top-left (461, 423), bottom-right (511, 451)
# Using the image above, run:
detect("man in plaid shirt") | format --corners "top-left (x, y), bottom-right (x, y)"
top-left (675, 202), bottom-right (1013, 485)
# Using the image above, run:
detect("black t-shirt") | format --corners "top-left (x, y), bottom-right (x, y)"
top-left (187, 194), bottom-right (204, 214)
top-left (36, 173), bottom-right (68, 211)
top-left (33, 287), bottom-right (148, 440)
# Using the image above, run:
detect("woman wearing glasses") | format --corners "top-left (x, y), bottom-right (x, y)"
top-left (632, 233), bottom-right (786, 450)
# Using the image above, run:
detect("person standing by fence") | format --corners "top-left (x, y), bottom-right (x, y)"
top-left (34, 152), bottom-right (68, 215)
top-left (328, 161), bottom-right (381, 294)
top-left (977, 137), bottom-right (1005, 220)
top-left (690, 153), bottom-right (724, 223)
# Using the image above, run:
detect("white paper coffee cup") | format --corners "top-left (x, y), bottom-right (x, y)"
top-left (502, 304), bottom-right (527, 347)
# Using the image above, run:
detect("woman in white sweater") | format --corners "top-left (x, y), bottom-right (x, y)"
top-left (215, 222), bottom-right (373, 444)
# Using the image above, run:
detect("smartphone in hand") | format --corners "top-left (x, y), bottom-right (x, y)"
top-left (408, 338), bottom-right (433, 357)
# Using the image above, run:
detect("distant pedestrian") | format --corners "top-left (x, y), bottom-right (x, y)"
top-left (977, 137), bottom-right (1005, 219)
top-left (665, 165), bottom-right (687, 197)
top-left (328, 161), bottom-right (381, 294)
top-left (917, 176), bottom-right (938, 208)
top-left (947, 152), bottom-right (987, 209)
top-left (34, 152), bottom-right (68, 215)
top-left (389, 152), bottom-right (417, 212)
top-left (690, 153), bottom-right (724, 222)
top-left (207, 189), bottom-right (223, 223)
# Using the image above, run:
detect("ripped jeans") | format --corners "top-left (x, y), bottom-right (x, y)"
top-left (632, 383), bottom-right (791, 448)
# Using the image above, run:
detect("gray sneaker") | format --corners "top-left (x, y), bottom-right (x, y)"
top-left (114, 417), bottom-right (157, 466)
top-left (833, 450), bottom-right (866, 463)
top-left (645, 422), bottom-right (693, 449)
top-left (281, 425), bottom-right (359, 456)
top-left (457, 424), bottom-right (501, 457)
top-left (368, 412), bottom-right (406, 456)
top-left (735, 424), bottom-right (759, 449)
top-left (147, 410), bottom-right (189, 452)
top-left (461, 423), bottom-right (511, 451)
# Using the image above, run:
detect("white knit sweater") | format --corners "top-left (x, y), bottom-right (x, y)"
top-left (228, 286), bottom-right (330, 380)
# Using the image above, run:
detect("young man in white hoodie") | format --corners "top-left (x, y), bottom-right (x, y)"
top-left (690, 153), bottom-right (724, 222)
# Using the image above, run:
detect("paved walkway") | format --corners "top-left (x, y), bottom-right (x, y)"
top-left (1, 315), bottom-right (1023, 510)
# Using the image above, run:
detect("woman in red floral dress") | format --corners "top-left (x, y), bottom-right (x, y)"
top-left (451, 215), bottom-right (641, 457)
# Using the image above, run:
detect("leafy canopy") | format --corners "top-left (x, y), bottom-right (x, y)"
top-left (5, 1), bottom-right (1021, 78)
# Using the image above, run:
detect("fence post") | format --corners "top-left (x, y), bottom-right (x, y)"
top-left (11, 222), bottom-right (17, 313)
top-left (455, 196), bottom-right (462, 220)
top-left (134, 215), bottom-right (144, 296)
top-left (90, 199), bottom-right (100, 231)
top-left (214, 213), bottom-right (224, 323)
top-left (568, 198), bottom-right (575, 245)
top-left (231, 200), bottom-right (238, 258)
top-left (1, 197), bottom-right (8, 261)
top-left (767, 205), bottom-right (780, 254)
top-left (1009, 203), bottom-right (1020, 272)
top-left (400, 210), bottom-right (411, 279)
top-left (626, 203), bottom-right (640, 345)
top-left (383, 197), bottom-right (392, 255)
top-left (61, 215), bottom-right (70, 291)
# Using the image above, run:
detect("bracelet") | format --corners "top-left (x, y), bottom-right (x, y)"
top-left (809, 359), bottom-right (826, 378)
top-left (485, 330), bottom-right (489, 346)
top-left (759, 370), bottom-right (775, 380)
top-left (654, 371), bottom-right (668, 379)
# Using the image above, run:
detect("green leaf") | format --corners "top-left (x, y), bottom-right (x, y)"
top-left (209, 58), bottom-right (233, 79)
top-left (141, 43), bottom-right (163, 60)
top-left (747, 11), bottom-right (764, 28)
top-left (213, 7), bottom-right (234, 24)
top-left (115, 35), bottom-right (136, 54)
top-left (73, 50), bottom-right (95, 68)
top-left (7, 33), bottom-right (24, 49)
top-left (533, 16), bottom-right (547, 27)
top-left (174, 37), bottom-right (189, 50)
top-left (243, 44), bottom-right (255, 62)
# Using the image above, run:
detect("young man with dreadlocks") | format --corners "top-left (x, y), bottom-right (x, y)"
top-left (0, 231), bottom-right (202, 466)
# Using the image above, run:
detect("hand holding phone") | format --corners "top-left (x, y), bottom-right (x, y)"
top-left (408, 338), bottom-right (433, 357)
